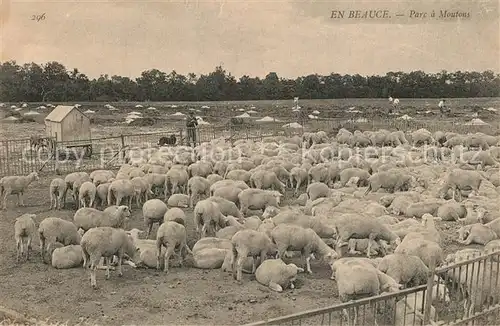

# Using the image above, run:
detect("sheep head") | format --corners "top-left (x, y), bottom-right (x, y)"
top-left (118, 205), bottom-right (132, 218)
top-left (457, 226), bottom-right (471, 241)
top-left (262, 206), bottom-right (279, 219)
top-left (29, 172), bottom-right (40, 181)
top-left (476, 207), bottom-right (487, 223)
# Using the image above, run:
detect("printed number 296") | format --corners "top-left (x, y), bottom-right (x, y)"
top-left (31, 13), bottom-right (46, 21)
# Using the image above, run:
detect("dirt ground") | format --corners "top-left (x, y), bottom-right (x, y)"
top-left (0, 174), bottom-right (342, 326)
top-left (0, 172), bottom-right (480, 325)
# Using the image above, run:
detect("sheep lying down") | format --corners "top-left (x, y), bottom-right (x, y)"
top-left (255, 259), bottom-right (304, 292)
top-left (189, 237), bottom-right (253, 272)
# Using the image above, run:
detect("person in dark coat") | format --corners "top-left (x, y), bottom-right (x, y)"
top-left (186, 112), bottom-right (198, 147)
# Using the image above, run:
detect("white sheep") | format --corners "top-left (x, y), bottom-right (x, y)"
top-left (206, 173), bottom-right (224, 185)
top-left (164, 207), bottom-right (186, 226)
top-left (335, 214), bottom-right (401, 258)
top-left (395, 238), bottom-right (444, 269)
top-left (78, 181), bottom-right (97, 208)
top-left (164, 166), bottom-right (189, 197)
top-left (90, 170), bottom-right (114, 186)
top-left (14, 213), bottom-right (36, 262)
top-left (250, 170), bottom-right (285, 193)
top-left (376, 253), bottom-right (429, 287)
top-left (306, 182), bottom-right (330, 201)
top-left (125, 228), bottom-right (165, 269)
top-left (438, 169), bottom-right (485, 201)
top-left (238, 188), bottom-right (282, 216)
top-left (193, 199), bottom-right (226, 238)
top-left (290, 167), bottom-right (308, 195)
top-left (339, 168), bottom-right (370, 187)
top-left (94, 182), bottom-right (111, 208)
top-left (142, 199), bottom-right (168, 238)
top-left (38, 217), bottom-right (82, 263)
top-left (210, 179), bottom-right (249, 196)
top-left (166, 193), bottom-right (189, 208)
top-left (270, 224), bottom-right (339, 274)
top-left (0, 172), bottom-right (39, 209)
top-left (212, 185), bottom-right (242, 205)
top-left (231, 229), bottom-right (277, 282)
top-left (333, 258), bottom-right (402, 325)
top-left (457, 223), bottom-right (497, 245)
top-left (347, 239), bottom-right (388, 257)
top-left (81, 226), bottom-right (139, 288)
top-left (49, 178), bottom-right (67, 210)
top-left (225, 169), bottom-right (252, 184)
top-left (73, 205), bottom-right (131, 232)
top-left (63, 172), bottom-right (90, 205)
top-left (255, 259), bottom-right (304, 292)
top-left (364, 170), bottom-right (414, 195)
top-left (107, 179), bottom-right (134, 207)
top-left (51, 244), bottom-right (84, 269)
top-left (187, 176), bottom-right (211, 208)
top-left (207, 196), bottom-right (244, 220)
top-left (156, 221), bottom-right (193, 273)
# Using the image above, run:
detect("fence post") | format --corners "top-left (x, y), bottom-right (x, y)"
top-left (423, 259), bottom-right (436, 324)
top-left (5, 140), bottom-right (11, 175)
top-left (120, 135), bottom-right (125, 162)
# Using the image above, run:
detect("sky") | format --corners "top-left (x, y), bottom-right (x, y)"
top-left (0, 0), bottom-right (499, 79)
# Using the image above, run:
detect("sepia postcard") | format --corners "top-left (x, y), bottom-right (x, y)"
top-left (0, 0), bottom-right (499, 325)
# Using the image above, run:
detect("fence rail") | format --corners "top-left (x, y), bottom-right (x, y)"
top-left (0, 117), bottom-right (498, 177)
top-left (244, 250), bottom-right (500, 326)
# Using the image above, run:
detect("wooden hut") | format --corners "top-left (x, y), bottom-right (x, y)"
top-left (45, 105), bottom-right (92, 155)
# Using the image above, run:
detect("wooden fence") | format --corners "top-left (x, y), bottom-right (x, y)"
top-left (244, 250), bottom-right (500, 326)
top-left (0, 117), bottom-right (497, 177)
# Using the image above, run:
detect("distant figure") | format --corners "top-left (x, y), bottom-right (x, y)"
top-left (186, 111), bottom-right (198, 147)
top-left (439, 99), bottom-right (448, 116)
top-left (388, 96), bottom-right (393, 103)
top-left (158, 134), bottom-right (177, 147)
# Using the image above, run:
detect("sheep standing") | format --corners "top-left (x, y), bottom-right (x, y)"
top-left (78, 181), bottom-right (97, 208)
top-left (250, 170), bottom-right (285, 193)
top-left (38, 217), bottom-right (82, 263)
top-left (73, 205), bottom-right (131, 232)
top-left (438, 169), bottom-right (485, 201)
top-left (238, 189), bottom-right (282, 216)
top-left (14, 213), bottom-right (36, 262)
top-left (365, 170), bottom-right (413, 195)
top-left (307, 182), bottom-right (330, 201)
top-left (81, 227), bottom-right (139, 288)
top-left (156, 221), bottom-right (193, 273)
top-left (231, 229), bottom-right (277, 282)
top-left (333, 259), bottom-right (402, 325)
top-left (194, 199), bottom-right (226, 238)
top-left (376, 253), bottom-right (429, 287)
top-left (49, 178), bottom-right (67, 210)
top-left (270, 224), bottom-right (339, 274)
top-left (255, 259), bottom-right (304, 292)
top-left (0, 172), bottom-right (39, 209)
top-left (164, 167), bottom-right (189, 197)
top-left (335, 215), bottom-right (401, 258)
top-left (187, 176), bottom-right (211, 208)
top-left (107, 179), bottom-right (134, 207)
top-left (143, 199), bottom-right (169, 238)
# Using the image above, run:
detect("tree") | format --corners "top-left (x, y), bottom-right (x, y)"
top-left (0, 60), bottom-right (499, 101)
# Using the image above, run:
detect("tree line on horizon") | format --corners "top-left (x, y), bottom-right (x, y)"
top-left (1, 60), bottom-right (499, 102)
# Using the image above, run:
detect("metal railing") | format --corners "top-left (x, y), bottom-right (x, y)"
top-left (0, 117), bottom-right (497, 177)
top-left (244, 250), bottom-right (500, 326)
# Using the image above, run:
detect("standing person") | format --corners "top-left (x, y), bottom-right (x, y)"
top-left (186, 111), bottom-right (198, 147)
top-left (438, 99), bottom-right (446, 116)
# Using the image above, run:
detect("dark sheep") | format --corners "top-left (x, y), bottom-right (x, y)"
top-left (158, 135), bottom-right (177, 146)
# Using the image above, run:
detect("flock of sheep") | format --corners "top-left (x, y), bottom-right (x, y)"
top-left (3, 126), bottom-right (500, 325)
